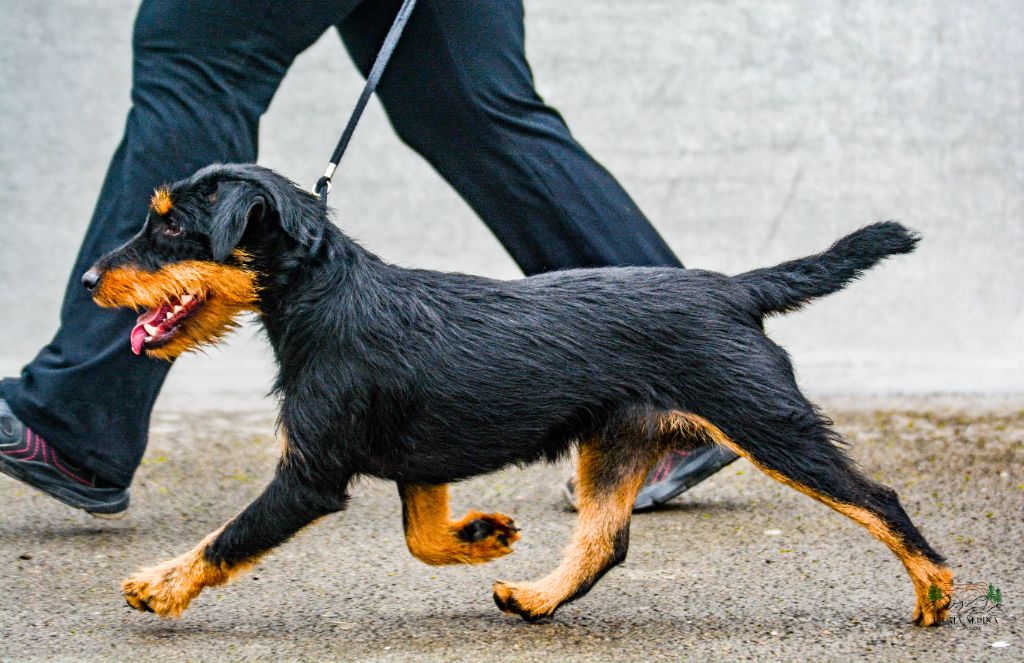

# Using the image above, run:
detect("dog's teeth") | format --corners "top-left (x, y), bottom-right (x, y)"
top-left (144, 323), bottom-right (160, 335)
top-left (165, 311), bottom-right (174, 320)
top-left (173, 305), bottom-right (183, 314)
top-left (145, 335), bottom-right (154, 342)
top-left (181, 294), bottom-right (193, 305)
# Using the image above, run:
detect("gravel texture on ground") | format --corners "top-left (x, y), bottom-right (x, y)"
top-left (1, 397), bottom-right (1021, 662)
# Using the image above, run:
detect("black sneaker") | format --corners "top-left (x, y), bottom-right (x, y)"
top-left (562, 445), bottom-right (739, 512)
top-left (0, 397), bottom-right (129, 518)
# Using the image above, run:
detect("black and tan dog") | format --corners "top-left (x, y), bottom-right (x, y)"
top-left (84, 163), bottom-right (952, 626)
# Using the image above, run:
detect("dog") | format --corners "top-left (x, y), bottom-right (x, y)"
top-left (83, 163), bottom-right (953, 626)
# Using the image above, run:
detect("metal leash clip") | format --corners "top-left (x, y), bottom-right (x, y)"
top-left (311, 0), bottom-right (418, 205)
top-left (313, 163), bottom-right (337, 200)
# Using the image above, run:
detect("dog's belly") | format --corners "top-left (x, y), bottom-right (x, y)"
top-left (355, 416), bottom-right (584, 484)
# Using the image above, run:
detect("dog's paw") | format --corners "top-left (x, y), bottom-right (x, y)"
top-left (913, 590), bottom-right (951, 627)
top-left (452, 511), bottom-right (521, 564)
top-left (123, 564), bottom-right (190, 618)
top-left (492, 581), bottom-right (558, 622)
top-left (912, 567), bottom-right (954, 627)
top-left (122, 555), bottom-right (215, 618)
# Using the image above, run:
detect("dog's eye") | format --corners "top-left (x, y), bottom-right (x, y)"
top-left (164, 220), bottom-right (183, 237)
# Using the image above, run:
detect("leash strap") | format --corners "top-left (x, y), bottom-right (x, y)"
top-left (315, 0), bottom-right (419, 203)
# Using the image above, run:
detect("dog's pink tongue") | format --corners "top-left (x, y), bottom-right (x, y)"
top-left (130, 307), bottom-right (164, 355)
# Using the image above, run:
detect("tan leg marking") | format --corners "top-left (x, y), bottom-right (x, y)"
top-left (122, 524), bottom-right (258, 618)
top-left (660, 411), bottom-right (953, 626)
top-left (402, 484), bottom-right (520, 566)
top-left (493, 440), bottom-right (658, 621)
top-left (277, 428), bottom-right (302, 465)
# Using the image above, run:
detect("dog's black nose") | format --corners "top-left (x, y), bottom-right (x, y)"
top-left (81, 269), bottom-right (101, 292)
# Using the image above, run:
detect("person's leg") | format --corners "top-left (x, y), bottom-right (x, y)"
top-left (336, 0), bottom-right (737, 508)
top-left (336, 0), bottom-right (680, 274)
top-left (1, 1), bottom-right (347, 500)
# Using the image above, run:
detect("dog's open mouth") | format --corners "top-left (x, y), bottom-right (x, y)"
top-left (130, 293), bottom-right (203, 355)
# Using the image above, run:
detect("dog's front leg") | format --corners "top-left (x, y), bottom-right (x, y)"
top-left (399, 483), bottom-right (520, 565)
top-left (122, 467), bottom-right (348, 617)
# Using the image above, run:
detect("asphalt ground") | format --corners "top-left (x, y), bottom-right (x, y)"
top-left (0, 397), bottom-right (1021, 662)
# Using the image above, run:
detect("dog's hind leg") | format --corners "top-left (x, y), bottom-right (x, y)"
top-left (122, 467), bottom-right (348, 617)
top-left (663, 408), bottom-right (953, 626)
top-left (492, 431), bottom-right (662, 621)
top-left (399, 483), bottom-right (521, 565)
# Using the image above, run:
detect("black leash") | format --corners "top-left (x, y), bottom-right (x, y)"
top-left (314, 0), bottom-right (419, 203)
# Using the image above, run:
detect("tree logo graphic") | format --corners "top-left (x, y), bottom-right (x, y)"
top-left (940, 581), bottom-right (1010, 629)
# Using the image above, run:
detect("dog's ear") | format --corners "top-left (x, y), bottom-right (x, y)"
top-left (201, 165), bottom-right (326, 258)
top-left (209, 182), bottom-right (265, 261)
top-left (264, 181), bottom-right (325, 254)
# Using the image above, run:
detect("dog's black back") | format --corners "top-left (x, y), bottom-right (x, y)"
top-left (90, 164), bottom-right (918, 489)
top-left (175, 166), bottom-right (914, 487)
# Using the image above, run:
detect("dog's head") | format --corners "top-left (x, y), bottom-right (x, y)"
top-left (85, 163), bottom-right (325, 360)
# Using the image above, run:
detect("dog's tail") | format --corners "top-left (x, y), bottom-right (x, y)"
top-left (735, 221), bottom-right (920, 317)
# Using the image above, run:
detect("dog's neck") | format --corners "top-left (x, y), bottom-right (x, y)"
top-left (243, 219), bottom-right (382, 371)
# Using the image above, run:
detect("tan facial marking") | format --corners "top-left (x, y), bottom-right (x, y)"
top-left (151, 186), bottom-right (172, 215)
top-left (92, 253), bottom-right (258, 360)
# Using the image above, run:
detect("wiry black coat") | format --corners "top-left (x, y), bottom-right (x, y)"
top-left (177, 165), bottom-right (913, 494)
top-left (96, 164), bottom-right (955, 626)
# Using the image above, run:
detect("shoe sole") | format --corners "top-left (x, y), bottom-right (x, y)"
top-left (0, 454), bottom-right (129, 516)
top-left (87, 509), bottom-right (129, 520)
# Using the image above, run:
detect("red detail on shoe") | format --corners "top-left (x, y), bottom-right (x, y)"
top-left (7, 429), bottom-right (40, 461)
top-left (1, 429), bottom-right (92, 486)
top-left (51, 447), bottom-right (91, 486)
top-left (2, 428), bottom-right (32, 456)
top-left (652, 457), bottom-right (670, 482)
top-left (651, 450), bottom-right (691, 484)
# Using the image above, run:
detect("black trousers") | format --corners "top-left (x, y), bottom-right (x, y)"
top-left (2, 0), bottom-right (682, 487)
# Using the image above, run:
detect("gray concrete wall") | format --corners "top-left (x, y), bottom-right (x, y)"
top-left (1, 0), bottom-right (1021, 407)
